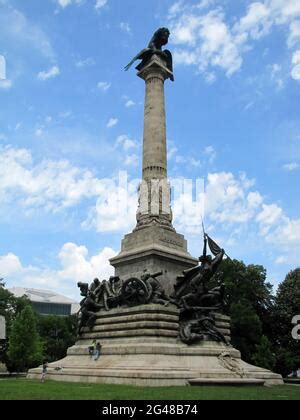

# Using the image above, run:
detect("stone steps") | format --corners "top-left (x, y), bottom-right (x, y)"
top-left (95, 304), bottom-right (179, 318)
top-left (94, 313), bottom-right (179, 325)
top-left (82, 320), bottom-right (178, 334)
top-left (81, 328), bottom-right (178, 340)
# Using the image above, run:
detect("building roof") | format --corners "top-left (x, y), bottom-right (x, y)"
top-left (8, 287), bottom-right (80, 314)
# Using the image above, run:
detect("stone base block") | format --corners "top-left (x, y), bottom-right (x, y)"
top-left (110, 228), bottom-right (198, 296)
top-left (27, 305), bottom-right (283, 387)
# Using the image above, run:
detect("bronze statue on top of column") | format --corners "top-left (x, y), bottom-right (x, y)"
top-left (125, 27), bottom-right (174, 81)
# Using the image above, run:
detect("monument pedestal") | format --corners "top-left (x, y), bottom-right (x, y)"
top-left (28, 305), bottom-right (283, 386)
top-left (110, 226), bottom-right (198, 296)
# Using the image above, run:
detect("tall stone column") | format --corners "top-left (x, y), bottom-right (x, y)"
top-left (110, 54), bottom-right (197, 295)
top-left (141, 55), bottom-right (169, 181)
top-left (135, 54), bottom-right (173, 231)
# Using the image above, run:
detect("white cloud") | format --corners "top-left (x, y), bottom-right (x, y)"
top-left (97, 81), bottom-right (111, 91)
top-left (234, 2), bottom-right (271, 40)
top-left (168, 1), bottom-right (185, 19)
top-left (57, 243), bottom-right (115, 285)
top-left (106, 118), bottom-right (118, 128)
top-left (82, 173), bottom-right (138, 233)
top-left (115, 135), bottom-right (137, 151)
top-left (168, 145), bottom-right (179, 160)
top-left (0, 253), bottom-right (23, 277)
top-left (270, 63), bottom-right (284, 89)
top-left (76, 58), bottom-right (95, 68)
top-left (37, 66), bottom-right (60, 81)
top-left (282, 162), bottom-right (300, 171)
top-left (275, 255), bottom-right (288, 264)
top-left (171, 9), bottom-right (243, 77)
top-left (291, 50), bottom-right (300, 80)
top-left (287, 20), bottom-right (300, 47)
top-left (124, 154), bottom-right (139, 166)
top-left (170, 143), bottom-right (217, 167)
top-left (203, 145), bottom-right (216, 163)
top-left (0, 79), bottom-right (13, 90)
top-left (0, 54), bottom-right (6, 80)
top-left (59, 110), bottom-right (72, 119)
top-left (173, 50), bottom-right (197, 66)
top-left (204, 72), bottom-right (217, 84)
top-left (56, 0), bottom-right (84, 8)
top-left (0, 6), bottom-right (55, 60)
top-left (175, 154), bottom-right (201, 167)
top-left (57, 0), bottom-right (72, 7)
top-left (168, 0), bottom-right (300, 80)
top-left (0, 145), bottom-right (109, 212)
top-left (35, 128), bottom-right (43, 137)
top-left (95, 0), bottom-right (107, 10)
top-left (256, 203), bottom-right (284, 234)
top-left (0, 244), bottom-right (116, 299)
top-left (204, 172), bottom-right (262, 224)
top-left (120, 22), bottom-right (131, 33)
top-left (0, 145), bottom-right (137, 234)
top-left (125, 100), bottom-right (135, 108)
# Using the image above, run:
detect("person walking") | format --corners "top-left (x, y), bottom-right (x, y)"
top-left (41, 362), bottom-right (48, 383)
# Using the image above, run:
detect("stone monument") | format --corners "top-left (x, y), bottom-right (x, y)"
top-left (28, 28), bottom-right (283, 386)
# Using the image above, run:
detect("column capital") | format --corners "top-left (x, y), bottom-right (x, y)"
top-left (137, 54), bottom-right (174, 82)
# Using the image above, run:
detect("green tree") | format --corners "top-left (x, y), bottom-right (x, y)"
top-left (8, 305), bottom-right (43, 372)
top-left (211, 259), bottom-right (274, 364)
top-left (37, 314), bottom-right (77, 363)
top-left (0, 287), bottom-right (31, 368)
top-left (272, 268), bottom-right (300, 376)
top-left (0, 287), bottom-right (31, 329)
top-left (252, 335), bottom-right (276, 371)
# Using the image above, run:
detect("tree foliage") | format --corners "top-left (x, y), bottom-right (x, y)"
top-left (211, 259), bottom-right (274, 364)
top-left (36, 314), bottom-right (77, 363)
top-left (7, 305), bottom-right (43, 372)
top-left (252, 335), bottom-right (276, 371)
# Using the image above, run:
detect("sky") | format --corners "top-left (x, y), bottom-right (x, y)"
top-left (0, 0), bottom-right (299, 300)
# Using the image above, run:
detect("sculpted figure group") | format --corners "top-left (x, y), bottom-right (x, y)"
top-left (172, 235), bottom-right (228, 345)
top-left (77, 270), bottom-right (170, 335)
top-left (77, 234), bottom-right (228, 346)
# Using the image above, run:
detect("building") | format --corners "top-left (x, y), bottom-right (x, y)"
top-left (9, 288), bottom-right (79, 316)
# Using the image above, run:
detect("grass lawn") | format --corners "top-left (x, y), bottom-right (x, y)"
top-left (0, 379), bottom-right (299, 400)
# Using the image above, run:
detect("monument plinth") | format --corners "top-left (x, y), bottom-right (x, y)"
top-left (110, 53), bottom-right (197, 296)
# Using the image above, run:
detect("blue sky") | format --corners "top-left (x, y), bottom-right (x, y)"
top-left (0, 0), bottom-right (299, 299)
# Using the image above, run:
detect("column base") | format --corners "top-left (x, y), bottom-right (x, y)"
top-left (110, 225), bottom-right (198, 296)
